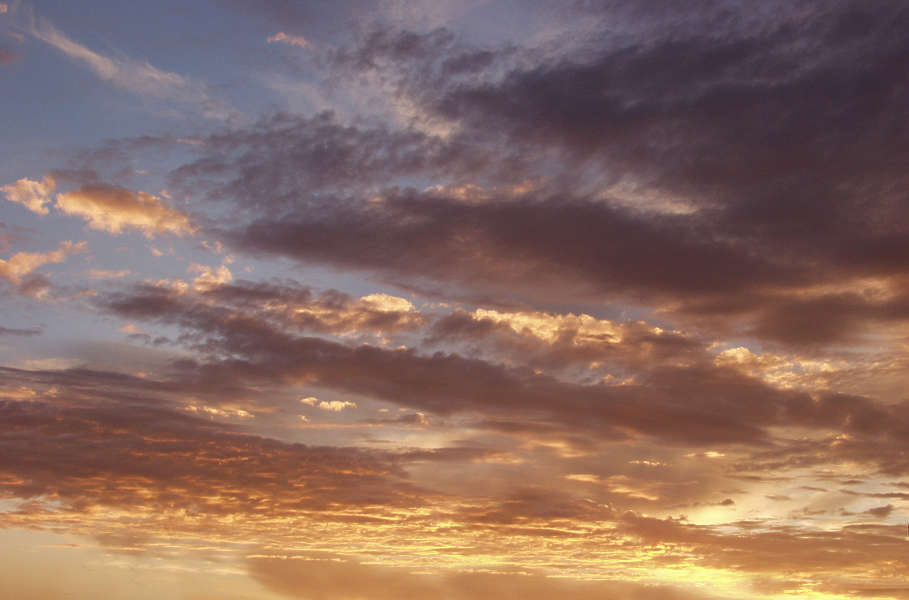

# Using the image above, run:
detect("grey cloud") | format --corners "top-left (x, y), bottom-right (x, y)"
top-left (0, 325), bottom-right (41, 336)
top-left (143, 0), bottom-right (909, 352)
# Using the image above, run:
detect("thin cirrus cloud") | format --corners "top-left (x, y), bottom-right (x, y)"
top-left (26, 13), bottom-right (234, 120)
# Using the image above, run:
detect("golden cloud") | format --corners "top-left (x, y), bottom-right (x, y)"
top-left (55, 184), bottom-right (195, 237)
top-left (0, 240), bottom-right (85, 284)
top-left (1, 175), bottom-right (56, 215)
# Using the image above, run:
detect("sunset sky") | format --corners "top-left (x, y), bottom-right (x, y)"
top-left (2, 1), bottom-right (909, 598)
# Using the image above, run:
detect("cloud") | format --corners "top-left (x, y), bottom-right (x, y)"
top-left (0, 240), bottom-right (85, 285)
top-left (317, 400), bottom-right (357, 412)
top-left (167, 112), bottom-right (477, 210)
top-left (0, 326), bottom-right (42, 336)
top-left (267, 32), bottom-right (308, 48)
top-left (55, 184), bottom-right (195, 237)
top-left (248, 556), bottom-right (728, 600)
top-left (614, 510), bottom-right (909, 579)
top-left (135, 1), bottom-right (908, 354)
top-left (0, 355), bottom-right (906, 594)
top-left (87, 268), bottom-right (131, 279)
top-left (28, 14), bottom-right (233, 119)
top-left (111, 279), bottom-right (423, 340)
top-left (231, 190), bottom-right (797, 307)
top-left (6, 3), bottom-right (909, 596)
top-left (188, 261), bottom-right (233, 290)
top-left (97, 279), bottom-right (909, 457)
top-left (300, 396), bottom-right (356, 412)
top-left (863, 504), bottom-right (893, 518)
top-left (99, 282), bottom-right (767, 445)
top-left (1, 175), bottom-right (56, 214)
top-left (3, 174), bottom-right (196, 238)
top-left (0, 394), bottom-right (423, 516)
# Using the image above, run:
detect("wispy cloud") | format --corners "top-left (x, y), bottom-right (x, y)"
top-left (27, 13), bottom-right (234, 120)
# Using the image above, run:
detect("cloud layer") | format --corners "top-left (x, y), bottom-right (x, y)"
top-left (2, 1), bottom-right (908, 599)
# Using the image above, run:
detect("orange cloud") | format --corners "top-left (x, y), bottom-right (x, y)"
top-left (189, 261), bottom-right (233, 290)
top-left (0, 240), bottom-right (85, 285)
top-left (55, 184), bottom-right (195, 237)
top-left (267, 32), bottom-right (308, 48)
top-left (87, 268), bottom-right (131, 279)
top-left (1, 175), bottom-right (56, 214)
top-left (248, 557), bottom-right (728, 600)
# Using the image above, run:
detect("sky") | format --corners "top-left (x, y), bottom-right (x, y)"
top-left (1, 1), bottom-right (908, 598)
